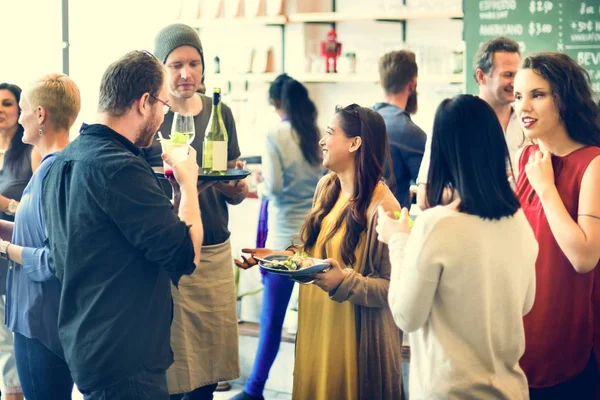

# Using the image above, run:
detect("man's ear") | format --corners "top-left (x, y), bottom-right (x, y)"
top-left (138, 93), bottom-right (151, 115)
top-left (475, 68), bottom-right (486, 85)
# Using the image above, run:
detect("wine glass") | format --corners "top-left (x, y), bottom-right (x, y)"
top-left (171, 112), bottom-right (195, 144)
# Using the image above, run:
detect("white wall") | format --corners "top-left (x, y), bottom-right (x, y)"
top-left (3, 0), bottom-right (63, 94)
top-left (4, 0), bottom-right (464, 147)
top-left (206, 0), bottom-right (465, 157)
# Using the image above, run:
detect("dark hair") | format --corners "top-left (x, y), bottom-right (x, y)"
top-left (301, 104), bottom-right (389, 266)
top-left (379, 50), bottom-right (418, 95)
top-left (521, 52), bottom-right (600, 146)
top-left (472, 36), bottom-right (520, 82)
top-left (427, 95), bottom-right (520, 219)
top-left (269, 74), bottom-right (321, 166)
top-left (98, 50), bottom-right (165, 117)
top-left (0, 83), bottom-right (31, 170)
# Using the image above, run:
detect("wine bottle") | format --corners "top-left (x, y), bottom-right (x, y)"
top-left (202, 88), bottom-right (228, 175)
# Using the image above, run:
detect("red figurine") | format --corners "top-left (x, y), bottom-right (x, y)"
top-left (320, 28), bottom-right (342, 73)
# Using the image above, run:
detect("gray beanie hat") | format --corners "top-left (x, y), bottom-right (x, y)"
top-left (154, 23), bottom-right (204, 69)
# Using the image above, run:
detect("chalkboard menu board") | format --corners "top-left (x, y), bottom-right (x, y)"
top-left (465, 0), bottom-right (600, 97)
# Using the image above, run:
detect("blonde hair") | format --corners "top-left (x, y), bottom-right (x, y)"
top-left (27, 73), bottom-right (81, 131)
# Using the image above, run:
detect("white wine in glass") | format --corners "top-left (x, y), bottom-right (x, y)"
top-left (171, 112), bottom-right (195, 145)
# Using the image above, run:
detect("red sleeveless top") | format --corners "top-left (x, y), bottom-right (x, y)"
top-left (516, 144), bottom-right (600, 388)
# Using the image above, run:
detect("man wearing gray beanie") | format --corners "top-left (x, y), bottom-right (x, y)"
top-left (143, 23), bottom-right (247, 400)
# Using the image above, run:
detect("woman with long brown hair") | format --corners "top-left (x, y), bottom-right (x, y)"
top-left (236, 104), bottom-right (402, 400)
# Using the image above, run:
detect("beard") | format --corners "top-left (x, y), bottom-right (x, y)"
top-left (405, 90), bottom-right (418, 114)
top-left (135, 111), bottom-right (161, 148)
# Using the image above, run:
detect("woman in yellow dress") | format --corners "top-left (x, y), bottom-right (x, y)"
top-left (237, 104), bottom-right (403, 400)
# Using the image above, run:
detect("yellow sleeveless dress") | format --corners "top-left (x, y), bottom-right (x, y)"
top-left (293, 191), bottom-right (367, 400)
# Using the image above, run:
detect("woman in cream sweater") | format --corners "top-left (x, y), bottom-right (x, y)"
top-left (378, 95), bottom-right (538, 400)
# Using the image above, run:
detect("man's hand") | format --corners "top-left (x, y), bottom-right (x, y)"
top-left (163, 147), bottom-right (199, 190)
top-left (213, 160), bottom-right (249, 203)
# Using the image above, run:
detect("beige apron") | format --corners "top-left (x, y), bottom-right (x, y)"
top-left (167, 239), bottom-right (240, 394)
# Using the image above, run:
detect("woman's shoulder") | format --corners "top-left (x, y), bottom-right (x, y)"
top-left (371, 181), bottom-right (399, 208)
top-left (266, 121), bottom-right (292, 139)
top-left (365, 181), bottom-right (400, 224)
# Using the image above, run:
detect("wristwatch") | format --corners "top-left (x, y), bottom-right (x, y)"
top-left (6, 199), bottom-right (18, 216)
top-left (0, 240), bottom-right (10, 260)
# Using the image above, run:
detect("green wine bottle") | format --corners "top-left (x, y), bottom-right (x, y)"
top-left (202, 88), bottom-right (228, 175)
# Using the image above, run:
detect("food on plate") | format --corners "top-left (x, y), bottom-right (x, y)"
top-left (267, 252), bottom-right (315, 271)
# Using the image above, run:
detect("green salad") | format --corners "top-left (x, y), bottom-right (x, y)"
top-left (268, 252), bottom-right (315, 271)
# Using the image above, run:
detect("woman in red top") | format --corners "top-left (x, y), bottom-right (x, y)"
top-left (514, 52), bottom-right (600, 399)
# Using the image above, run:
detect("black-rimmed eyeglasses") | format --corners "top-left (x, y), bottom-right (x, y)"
top-left (150, 94), bottom-right (171, 115)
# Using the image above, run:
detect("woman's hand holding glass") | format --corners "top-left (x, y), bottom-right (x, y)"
top-left (376, 206), bottom-right (411, 245)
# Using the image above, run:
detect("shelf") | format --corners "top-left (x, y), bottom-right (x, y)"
top-left (287, 10), bottom-right (463, 23)
top-left (186, 15), bottom-right (287, 28)
top-left (294, 73), bottom-right (465, 84)
top-left (184, 9), bottom-right (462, 27)
top-left (210, 73), bottom-right (280, 82)
top-left (206, 72), bottom-right (464, 85)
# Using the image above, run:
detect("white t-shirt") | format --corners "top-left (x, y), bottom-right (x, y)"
top-left (417, 108), bottom-right (523, 185)
top-left (388, 206), bottom-right (537, 399)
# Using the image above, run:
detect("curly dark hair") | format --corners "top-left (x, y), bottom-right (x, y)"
top-left (521, 52), bottom-right (600, 146)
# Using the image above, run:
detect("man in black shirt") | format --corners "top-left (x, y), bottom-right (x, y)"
top-left (42, 50), bottom-right (203, 399)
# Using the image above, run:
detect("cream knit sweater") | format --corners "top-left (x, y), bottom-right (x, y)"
top-left (388, 206), bottom-right (538, 400)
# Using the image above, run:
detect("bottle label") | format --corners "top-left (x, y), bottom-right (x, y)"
top-left (202, 141), bottom-right (213, 169)
top-left (212, 141), bottom-right (227, 171)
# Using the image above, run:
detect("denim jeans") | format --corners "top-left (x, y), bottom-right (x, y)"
top-left (81, 368), bottom-right (168, 400)
top-left (13, 332), bottom-right (73, 400)
top-left (401, 362), bottom-right (410, 400)
top-left (244, 272), bottom-right (294, 396)
top-left (0, 295), bottom-right (20, 394)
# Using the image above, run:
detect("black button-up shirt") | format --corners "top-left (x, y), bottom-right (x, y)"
top-left (42, 124), bottom-right (195, 391)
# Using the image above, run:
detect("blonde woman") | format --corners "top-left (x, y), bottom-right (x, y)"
top-left (1, 74), bottom-right (80, 399)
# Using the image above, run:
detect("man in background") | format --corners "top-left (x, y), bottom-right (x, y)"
top-left (373, 49), bottom-right (427, 400)
top-left (417, 36), bottom-right (522, 210)
top-left (374, 50), bottom-right (426, 209)
top-left (144, 23), bottom-right (248, 400)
